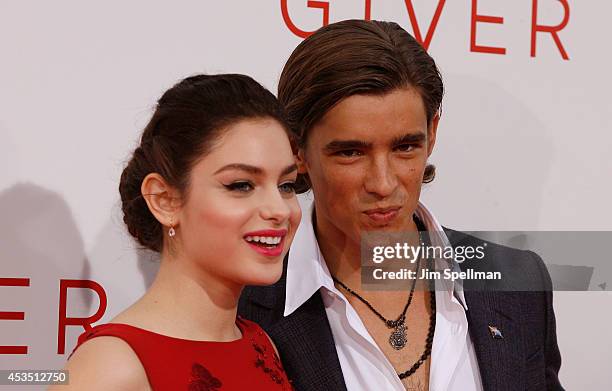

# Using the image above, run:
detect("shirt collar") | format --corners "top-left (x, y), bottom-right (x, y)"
top-left (285, 200), bottom-right (468, 317)
top-left (284, 201), bottom-right (334, 316)
top-left (414, 201), bottom-right (468, 310)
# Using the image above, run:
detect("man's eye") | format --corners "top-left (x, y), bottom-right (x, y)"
top-left (224, 181), bottom-right (254, 192)
top-left (279, 181), bottom-right (297, 194)
top-left (335, 150), bottom-right (362, 157)
top-left (395, 144), bottom-right (416, 152)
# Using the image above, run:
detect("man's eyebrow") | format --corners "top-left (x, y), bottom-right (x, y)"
top-left (323, 139), bottom-right (372, 152)
top-left (323, 132), bottom-right (427, 152)
top-left (214, 163), bottom-right (298, 176)
top-left (391, 132), bottom-right (427, 145)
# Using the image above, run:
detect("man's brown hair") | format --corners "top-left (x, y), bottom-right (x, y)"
top-left (278, 19), bottom-right (443, 192)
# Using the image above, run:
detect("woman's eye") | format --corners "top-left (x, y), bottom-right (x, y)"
top-left (224, 181), bottom-right (254, 193)
top-left (279, 181), bottom-right (296, 194)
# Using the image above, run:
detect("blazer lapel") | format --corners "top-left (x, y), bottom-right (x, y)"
top-left (463, 287), bottom-right (525, 391)
top-left (243, 267), bottom-right (347, 391)
top-left (267, 292), bottom-right (348, 391)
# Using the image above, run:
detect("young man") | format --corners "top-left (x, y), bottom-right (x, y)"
top-left (239, 20), bottom-right (563, 391)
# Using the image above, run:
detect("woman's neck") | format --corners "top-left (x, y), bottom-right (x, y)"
top-left (117, 253), bottom-right (243, 342)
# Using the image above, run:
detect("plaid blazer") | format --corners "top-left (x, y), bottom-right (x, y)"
top-left (238, 229), bottom-right (564, 391)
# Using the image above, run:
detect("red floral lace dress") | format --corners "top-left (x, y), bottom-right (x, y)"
top-left (72, 316), bottom-right (293, 390)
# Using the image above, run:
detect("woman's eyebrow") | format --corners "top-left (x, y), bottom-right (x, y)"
top-left (214, 163), bottom-right (297, 176)
top-left (214, 163), bottom-right (262, 175)
top-left (281, 164), bottom-right (298, 176)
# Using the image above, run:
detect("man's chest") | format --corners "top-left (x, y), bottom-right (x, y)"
top-left (343, 292), bottom-right (434, 390)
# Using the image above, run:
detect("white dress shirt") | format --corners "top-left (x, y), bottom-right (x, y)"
top-left (284, 201), bottom-right (484, 391)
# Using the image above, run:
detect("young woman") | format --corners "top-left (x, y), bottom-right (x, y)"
top-left (52, 74), bottom-right (301, 390)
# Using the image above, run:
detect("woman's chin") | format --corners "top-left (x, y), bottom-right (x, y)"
top-left (241, 265), bottom-right (284, 287)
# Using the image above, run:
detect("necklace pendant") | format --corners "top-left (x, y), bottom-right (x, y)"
top-left (389, 323), bottom-right (407, 350)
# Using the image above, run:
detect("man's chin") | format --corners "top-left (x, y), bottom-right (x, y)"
top-left (359, 215), bottom-right (409, 231)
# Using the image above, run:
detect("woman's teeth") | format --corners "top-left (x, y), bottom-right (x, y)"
top-left (245, 236), bottom-right (282, 245)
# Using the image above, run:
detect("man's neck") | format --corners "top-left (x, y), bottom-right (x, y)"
top-left (313, 205), bottom-right (421, 288)
top-left (312, 207), bottom-right (361, 284)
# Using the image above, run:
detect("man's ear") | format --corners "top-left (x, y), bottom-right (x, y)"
top-left (141, 173), bottom-right (181, 227)
top-left (296, 148), bottom-right (309, 174)
top-left (426, 113), bottom-right (440, 157)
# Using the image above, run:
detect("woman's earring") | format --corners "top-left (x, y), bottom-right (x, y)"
top-left (168, 218), bottom-right (176, 237)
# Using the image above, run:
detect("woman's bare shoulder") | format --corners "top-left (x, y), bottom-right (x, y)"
top-left (49, 336), bottom-right (150, 391)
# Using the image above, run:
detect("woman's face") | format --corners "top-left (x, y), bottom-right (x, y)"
top-left (175, 118), bottom-right (301, 287)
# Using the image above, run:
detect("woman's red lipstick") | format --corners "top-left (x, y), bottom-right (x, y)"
top-left (243, 229), bottom-right (287, 257)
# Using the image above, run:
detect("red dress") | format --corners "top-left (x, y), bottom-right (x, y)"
top-left (72, 317), bottom-right (293, 390)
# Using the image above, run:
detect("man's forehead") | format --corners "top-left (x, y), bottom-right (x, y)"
top-left (316, 124), bottom-right (427, 144)
top-left (309, 89), bottom-right (428, 142)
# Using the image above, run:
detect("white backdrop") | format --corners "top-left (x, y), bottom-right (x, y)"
top-left (1, 1), bottom-right (611, 389)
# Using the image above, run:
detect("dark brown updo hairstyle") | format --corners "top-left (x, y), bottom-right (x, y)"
top-left (119, 74), bottom-right (292, 252)
top-left (278, 19), bottom-right (444, 192)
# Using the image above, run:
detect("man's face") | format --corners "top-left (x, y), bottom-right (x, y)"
top-left (299, 88), bottom-right (438, 246)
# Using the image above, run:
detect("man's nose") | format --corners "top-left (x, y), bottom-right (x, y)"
top-left (363, 156), bottom-right (398, 198)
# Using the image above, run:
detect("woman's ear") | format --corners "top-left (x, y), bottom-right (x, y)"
top-left (141, 173), bottom-right (181, 227)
